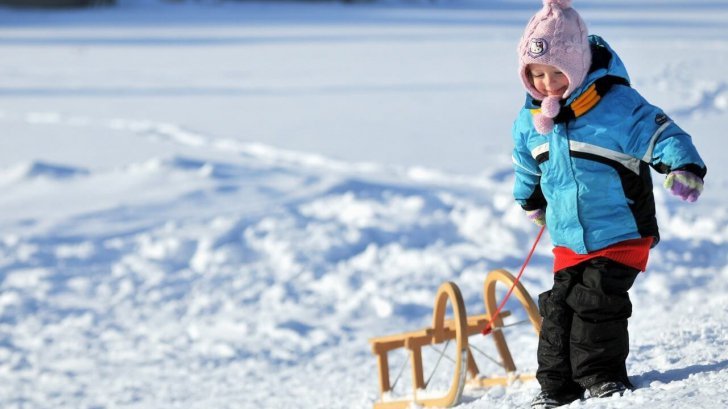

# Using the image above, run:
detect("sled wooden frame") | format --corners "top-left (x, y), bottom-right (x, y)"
top-left (368, 269), bottom-right (542, 409)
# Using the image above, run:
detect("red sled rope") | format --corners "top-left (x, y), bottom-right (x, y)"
top-left (482, 225), bottom-right (545, 336)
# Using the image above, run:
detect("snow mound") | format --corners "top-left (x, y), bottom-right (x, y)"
top-left (0, 161), bottom-right (89, 183)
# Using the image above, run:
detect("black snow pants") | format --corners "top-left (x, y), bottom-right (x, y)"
top-left (536, 257), bottom-right (639, 394)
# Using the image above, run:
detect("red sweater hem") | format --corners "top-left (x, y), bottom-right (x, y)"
top-left (553, 237), bottom-right (654, 273)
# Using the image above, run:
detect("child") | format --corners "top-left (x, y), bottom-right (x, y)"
top-left (510, 0), bottom-right (706, 408)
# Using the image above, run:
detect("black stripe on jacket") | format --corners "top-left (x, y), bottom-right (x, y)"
top-left (570, 152), bottom-right (660, 246)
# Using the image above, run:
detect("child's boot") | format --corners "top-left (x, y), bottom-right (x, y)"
top-left (530, 390), bottom-right (582, 408)
top-left (587, 381), bottom-right (628, 398)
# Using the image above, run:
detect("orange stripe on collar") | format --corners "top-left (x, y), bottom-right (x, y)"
top-left (530, 80), bottom-right (616, 122)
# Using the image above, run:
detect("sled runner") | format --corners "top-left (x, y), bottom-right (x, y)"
top-left (368, 269), bottom-right (541, 409)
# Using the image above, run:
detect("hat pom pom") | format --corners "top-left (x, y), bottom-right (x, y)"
top-left (533, 114), bottom-right (555, 134)
top-left (541, 96), bottom-right (561, 118)
top-left (543, 0), bottom-right (572, 8)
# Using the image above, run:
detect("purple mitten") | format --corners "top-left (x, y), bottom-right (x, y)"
top-left (526, 208), bottom-right (546, 226)
top-left (664, 170), bottom-right (704, 202)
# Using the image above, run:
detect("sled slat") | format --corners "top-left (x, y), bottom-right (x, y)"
top-left (369, 312), bottom-right (513, 354)
top-left (370, 328), bottom-right (433, 354)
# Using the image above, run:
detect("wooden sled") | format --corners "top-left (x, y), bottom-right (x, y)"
top-left (368, 269), bottom-right (542, 409)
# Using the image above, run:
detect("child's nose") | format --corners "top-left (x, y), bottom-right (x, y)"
top-left (545, 77), bottom-right (559, 89)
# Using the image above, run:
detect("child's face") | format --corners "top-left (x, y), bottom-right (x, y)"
top-left (528, 63), bottom-right (569, 99)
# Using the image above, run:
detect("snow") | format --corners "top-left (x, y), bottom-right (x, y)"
top-left (1, 1), bottom-right (727, 408)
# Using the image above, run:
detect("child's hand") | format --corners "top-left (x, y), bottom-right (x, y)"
top-left (526, 209), bottom-right (546, 226)
top-left (664, 170), bottom-right (704, 202)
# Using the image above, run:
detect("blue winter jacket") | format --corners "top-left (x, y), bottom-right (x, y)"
top-left (512, 35), bottom-right (706, 254)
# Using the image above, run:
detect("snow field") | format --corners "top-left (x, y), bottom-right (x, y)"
top-left (1, 1), bottom-right (728, 408)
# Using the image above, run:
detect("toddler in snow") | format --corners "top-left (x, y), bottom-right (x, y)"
top-left (510, 0), bottom-right (706, 407)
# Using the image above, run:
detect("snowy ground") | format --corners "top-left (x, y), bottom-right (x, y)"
top-left (1, 1), bottom-right (727, 408)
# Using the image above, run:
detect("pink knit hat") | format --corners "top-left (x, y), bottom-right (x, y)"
top-left (518, 0), bottom-right (591, 101)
